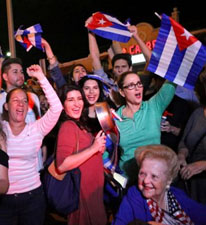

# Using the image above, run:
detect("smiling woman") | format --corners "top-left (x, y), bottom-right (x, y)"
top-left (56, 84), bottom-right (107, 225)
top-left (112, 144), bottom-right (206, 225)
top-left (0, 64), bottom-right (63, 225)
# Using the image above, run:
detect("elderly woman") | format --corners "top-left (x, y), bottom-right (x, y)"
top-left (115, 71), bottom-right (176, 184)
top-left (112, 144), bottom-right (206, 225)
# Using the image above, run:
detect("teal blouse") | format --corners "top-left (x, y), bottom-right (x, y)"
top-left (115, 81), bottom-right (176, 179)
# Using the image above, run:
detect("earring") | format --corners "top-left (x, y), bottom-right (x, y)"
top-left (166, 184), bottom-right (170, 190)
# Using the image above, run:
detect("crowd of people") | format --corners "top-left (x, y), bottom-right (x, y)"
top-left (0, 15), bottom-right (206, 225)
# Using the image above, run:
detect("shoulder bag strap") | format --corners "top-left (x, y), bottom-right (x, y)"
top-left (48, 123), bottom-right (80, 180)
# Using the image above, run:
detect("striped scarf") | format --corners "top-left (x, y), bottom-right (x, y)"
top-left (147, 190), bottom-right (194, 225)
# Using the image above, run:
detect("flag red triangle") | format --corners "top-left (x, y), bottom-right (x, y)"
top-left (87, 12), bottom-right (113, 30)
top-left (23, 36), bottom-right (32, 50)
top-left (170, 17), bottom-right (197, 51)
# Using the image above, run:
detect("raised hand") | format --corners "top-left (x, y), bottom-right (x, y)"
top-left (128, 25), bottom-right (138, 37)
top-left (85, 16), bottom-right (93, 27)
top-left (26, 64), bottom-right (45, 81)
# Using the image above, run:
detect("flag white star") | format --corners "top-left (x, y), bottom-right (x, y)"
top-left (181, 29), bottom-right (192, 40)
top-left (98, 18), bottom-right (106, 25)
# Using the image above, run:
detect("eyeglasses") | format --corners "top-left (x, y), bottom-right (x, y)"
top-left (123, 81), bottom-right (143, 90)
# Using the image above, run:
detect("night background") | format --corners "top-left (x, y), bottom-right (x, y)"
top-left (0, 0), bottom-right (206, 69)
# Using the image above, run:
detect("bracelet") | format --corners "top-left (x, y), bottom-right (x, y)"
top-left (47, 55), bottom-right (56, 61)
top-left (0, 149), bottom-right (9, 168)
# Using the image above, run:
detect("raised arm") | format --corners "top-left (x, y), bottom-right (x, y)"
top-left (85, 17), bottom-right (103, 71)
top-left (26, 65), bottom-right (63, 136)
top-left (41, 38), bottom-right (66, 89)
top-left (88, 31), bottom-right (102, 71)
top-left (128, 25), bottom-right (152, 62)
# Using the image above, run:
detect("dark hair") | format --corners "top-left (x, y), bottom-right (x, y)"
top-left (1, 58), bottom-right (23, 89)
top-left (117, 71), bottom-right (140, 90)
top-left (78, 75), bottom-right (105, 103)
top-left (59, 84), bottom-right (90, 131)
top-left (2, 88), bottom-right (28, 121)
top-left (115, 71), bottom-right (141, 106)
top-left (1, 57), bottom-right (23, 75)
top-left (112, 53), bottom-right (132, 68)
top-left (67, 64), bottom-right (87, 85)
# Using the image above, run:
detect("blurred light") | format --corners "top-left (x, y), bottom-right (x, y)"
top-left (131, 53), bottom-right (146, 65)
top-left (6, 51), bottom-right (11, 57)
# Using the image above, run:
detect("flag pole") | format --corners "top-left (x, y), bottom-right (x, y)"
top-left (6, 0), bottom-right (16, 57)
top-left (154, 12), bottom-right (161, 20)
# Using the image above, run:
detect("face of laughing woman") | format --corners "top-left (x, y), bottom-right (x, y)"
top-left (83, 79), bottom-right (100, 106)
top-left (5, 89), bottom-right (28, 123)
top-left (64, 90), bottom-right (84, 120)
top-left (138, 158), bottom-right (170, 204)
top-left (120, 73), bottom-right (143, 106)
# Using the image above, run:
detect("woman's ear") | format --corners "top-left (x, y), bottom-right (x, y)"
top-left (4, 103), bottom-right (8, 111)
top-left (119, 89), bottom-right (125, 98)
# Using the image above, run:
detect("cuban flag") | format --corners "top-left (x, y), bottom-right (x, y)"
top-left (14, 24), bottom-right (44, 52)
top-left (147, 14), bottom-right (206, 89)
top-left (86, 12), bottom-right (132, 43)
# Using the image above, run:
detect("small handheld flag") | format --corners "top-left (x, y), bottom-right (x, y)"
top-left (147, 14), bottom-right (206, 89)
top-left (14, 24), bottom-right (44, 52)
top-left (86, 12), bottom-right (132, 43)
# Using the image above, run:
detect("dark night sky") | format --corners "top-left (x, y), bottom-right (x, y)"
top-left (0, 0), bottom-right (206, 68)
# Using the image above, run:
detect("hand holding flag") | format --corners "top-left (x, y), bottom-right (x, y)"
top-left (14, 24), bottom-right (44, 52)
top-left (147, 14), bottom-right (206, 89)
top-left (85, 12), bottom-right (132, 43)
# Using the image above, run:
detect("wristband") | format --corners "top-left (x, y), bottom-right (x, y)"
top-left (0, 149), bottom-right (9, 168)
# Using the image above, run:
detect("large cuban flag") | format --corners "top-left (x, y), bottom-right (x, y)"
top-left (14, 24), bottom-right (44, 52)
top-left (147, 14), bottom-right (206, 89)
top-left (86, 12), bottom-right (132, 43)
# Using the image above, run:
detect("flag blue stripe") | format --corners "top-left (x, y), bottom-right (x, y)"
top-left (184, 45), bottom-right (206, 89)
top-left (34, 33), bottom-right (43, 50)
top-left (91, 29), bottom-right (130, 43)
top-left (148, 14), bottom-right (172, 73)
top-left (164, 46), bottom-right (186, 81)
top-left (34, 24), bottom-right (43, 33)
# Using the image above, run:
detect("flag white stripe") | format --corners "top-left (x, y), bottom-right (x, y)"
top-left (174, 41), bottom-right (201, 85)
top-left (27, 26), bottom-right (38, 34)
top-left (104, 14), bottom-right (129, 26)
top-left (155, 27), bottom-right (177, 76)
top-left (95, 26), bottom-right (132, 37)
top-left (27, 33), bottom-right (36, 45)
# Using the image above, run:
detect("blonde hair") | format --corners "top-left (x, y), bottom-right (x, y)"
top-left (135, 144), bottom-right (179, 180)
